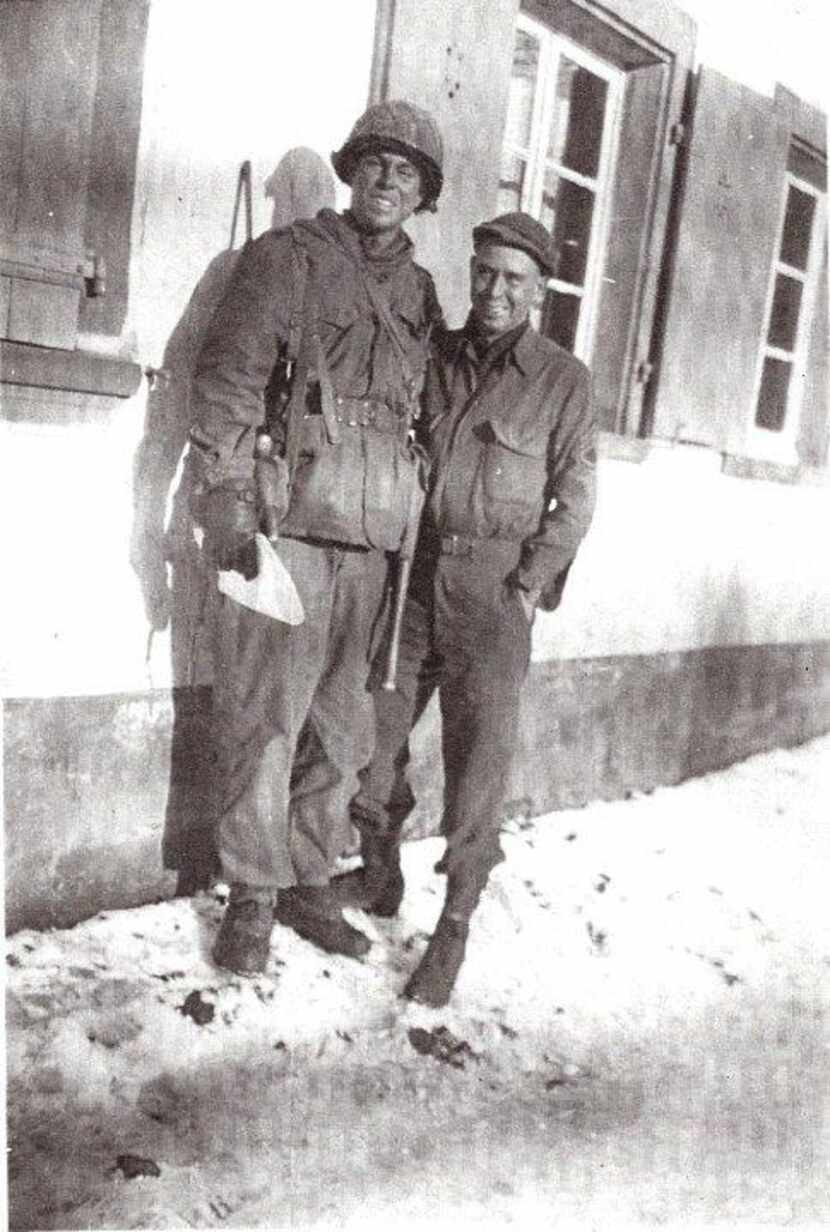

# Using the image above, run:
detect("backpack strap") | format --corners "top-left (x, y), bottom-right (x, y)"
top-left (353, 263), bottom-right (423, 416)
top-left (282, 232), bottom-right (312, 480)
top-left (285, 229), bottom-right (310, 367)
top-left (281, 231), bottom-right (342, 482)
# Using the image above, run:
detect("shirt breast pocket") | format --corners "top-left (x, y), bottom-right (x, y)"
top-left (481, 420), bottom-right (548, 509)
top-left (317, 301), bottom-right (360, 341)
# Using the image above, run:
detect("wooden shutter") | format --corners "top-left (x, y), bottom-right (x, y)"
top-left (797, 237), bottom-right (828, 467)
top-left (593, 60), bottom-right (670, 434)
top-left (648, 68), bottom-right (790, 450)
top-left (0, 0), bottom-right (102, 349)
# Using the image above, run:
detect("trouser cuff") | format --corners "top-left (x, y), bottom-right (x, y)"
top-left (228, 881), bottom-right (279, 908)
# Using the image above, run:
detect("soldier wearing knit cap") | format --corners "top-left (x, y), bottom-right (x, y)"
top-left (472, 211), bottom-right (558, 275)
top-left (337, 211), bottom-right (597, 1007)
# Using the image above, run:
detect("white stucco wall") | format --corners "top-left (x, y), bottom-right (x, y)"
top-left (1, 0), bottom-right (827, 701)
top-left (534, 445), bottom-right (830, 663)
top-left (1, 0), bottom-right (377, 700)
top-left (126, 0), bottom-right (376, 370)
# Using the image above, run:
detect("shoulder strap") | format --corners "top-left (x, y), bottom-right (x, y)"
top-left (285, 229), bottom-right (310, 365)
top-left (283, 232), bottom-right (312, 478)
top-left (357, 269), bottom-right (417, 392)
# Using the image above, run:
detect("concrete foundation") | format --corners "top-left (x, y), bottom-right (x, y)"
top-left (5, 639), bottom-right (828, 933)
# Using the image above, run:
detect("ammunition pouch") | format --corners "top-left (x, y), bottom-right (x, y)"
top-left (279, 396), bottom-right (424, 552)
top-left (263, 229), bottom-right (431, 553)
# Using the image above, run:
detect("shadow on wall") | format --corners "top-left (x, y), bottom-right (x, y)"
top-left (129, 148), bottom-right (336, 895)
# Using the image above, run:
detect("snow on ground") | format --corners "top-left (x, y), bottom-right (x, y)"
top-left (5, 735), bottom-right (830, 1231)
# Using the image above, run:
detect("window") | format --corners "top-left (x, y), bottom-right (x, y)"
top-left (751, 154), bottom-right (826, 458)
top-left (374, 0), bottom-right (695, 434)
top-left (646, 67), bottom-right (828, 468)
top-left (498, 15), bottom-right (623, 358)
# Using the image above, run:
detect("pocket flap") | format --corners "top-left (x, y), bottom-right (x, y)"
top-left (485, 417), bottom-right (548, 459)
top-left (317, 300), bottom-right (361, 329)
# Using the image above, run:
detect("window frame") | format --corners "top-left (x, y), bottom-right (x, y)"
top-left (748, 166), bottom-right (827, 464)
top-left (500, 13), bottom-right (625, 360)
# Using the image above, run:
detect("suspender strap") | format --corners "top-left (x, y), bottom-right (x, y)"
top-left (285, 233), bottom-right (309, 364)
top-left (311, 333), bottom-right (341, 444)
top-left (357, 268), bottom-right (417, 395)
top-left (284, 230), bottom-right (425, 475)
top-left (283, 234), bottom-right (311, 478)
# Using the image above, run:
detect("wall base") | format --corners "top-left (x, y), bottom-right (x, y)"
top-left (4, 641), bottom-right (828, 933)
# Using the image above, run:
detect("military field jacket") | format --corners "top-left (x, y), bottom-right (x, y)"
top-left (423, 324), bottom-right (597, 606)
top-left (188, 209), bottom-right (441, 490)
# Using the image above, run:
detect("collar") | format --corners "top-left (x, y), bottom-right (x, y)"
top-left (509, 324), bottom-right (552, 380)
top-left (453, 316), bottom-right (549, 381)
top-left (344, 209), bottom-right (413, 278)
top-left (295, 209), bottom-right (414, 279)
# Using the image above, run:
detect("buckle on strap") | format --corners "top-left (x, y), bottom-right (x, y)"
top-left (331, 395), bottom-right (401, 433)
top-left (439, 534), bottom-right (475, 558)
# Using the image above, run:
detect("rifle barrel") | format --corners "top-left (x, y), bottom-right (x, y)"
top-left (381, 555), bottom-right (413, 691)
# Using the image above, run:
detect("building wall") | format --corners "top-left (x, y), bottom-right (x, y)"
top-left (539, 440), bottom-right (830, 663)
top-left (2, 0), bottom-right (377, 702)
top-left (2, 0), bottom-right (829, 931)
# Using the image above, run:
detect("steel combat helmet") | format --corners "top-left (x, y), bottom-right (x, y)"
top-left (332, 100), bottom-right (444, 213)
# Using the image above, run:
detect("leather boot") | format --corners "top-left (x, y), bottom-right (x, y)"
top-left (274, 885), bottom-right (371, 959)
top-left (403, 911), bottom-right (470, 1007)
top-left (331, 828), bottom-right (404, 917)
top-left (403, 869), bottom-right (488, 1007)
top-left (213, 883), bottom-right (276, 976)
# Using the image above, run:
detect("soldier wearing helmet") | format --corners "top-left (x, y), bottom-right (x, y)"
top-left (332, 99), bottom-right (444, 214)
top-left (188, 100), bottom-right (444, 976)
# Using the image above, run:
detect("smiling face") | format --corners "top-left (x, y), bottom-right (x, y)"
top-left (469, 242), bottom-right (545, 340)
top-left (349, 149), bottom-right (424, 234)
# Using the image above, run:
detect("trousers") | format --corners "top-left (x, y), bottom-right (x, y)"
top-left (353, 539), bottom-right (532, 883)
top-left (211, 535), bottom-right (388, 889)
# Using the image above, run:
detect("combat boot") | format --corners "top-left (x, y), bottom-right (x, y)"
top-left (403, 869), bottom-right (488, 1007)
top-left (274, 886), bottom-right (371, 959)
top-left (331, 828), bottom-right (404, 917)
top-left (403, 911), bottom-right (470, 1007)
top-left (213, 883), bottom-right (276, 976)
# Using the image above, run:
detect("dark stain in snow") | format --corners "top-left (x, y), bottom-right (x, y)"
top-left (178, 990), bottom-right (215, 1025)
top-left (115, 1153), bottom-right (161, 1179)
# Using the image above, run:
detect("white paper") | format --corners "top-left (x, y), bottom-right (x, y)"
top-left (217, 533), bottom-right (304, 625)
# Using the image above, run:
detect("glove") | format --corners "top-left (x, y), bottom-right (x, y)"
top-left (193, 484), bottom-right (259, 578)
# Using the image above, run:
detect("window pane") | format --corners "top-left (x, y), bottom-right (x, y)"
top-left (755, 356), bottom-right (792, 431)
top-left (767, 273), bottom-right (803, 351)
top-left (541, 170), bottom-right (594, 285)
top-left (504, 29), bottom-right (540, 150)
top-left (779, 185), bottom-right (816, 270)
top-left (498, 150), bottom-right (526, 214)
top-left (547, 57), bottom-right (608, 178)
top-left (540, 289), bottom-right (580, 351)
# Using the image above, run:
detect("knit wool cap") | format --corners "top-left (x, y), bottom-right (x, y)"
top-left (472, 211), bottom-right (556, 277)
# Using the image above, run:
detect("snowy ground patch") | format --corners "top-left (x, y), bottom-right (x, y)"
top-left (5, 736), bottom-right (829, 1230)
